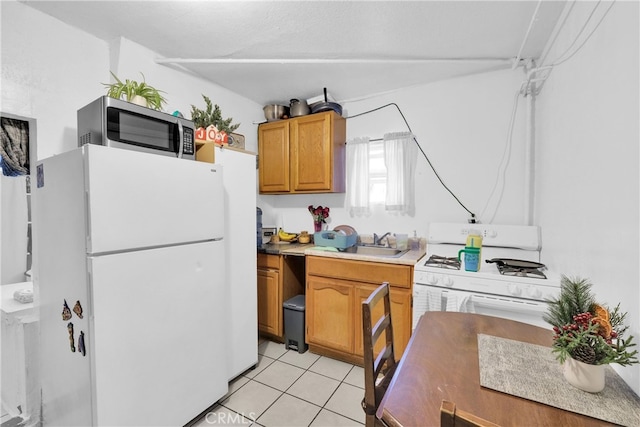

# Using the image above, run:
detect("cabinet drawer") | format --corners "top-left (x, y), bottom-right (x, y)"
top-left (306, 256), bottom-right (412, 288)
top-left (258, 253), bottom-right (280, 270)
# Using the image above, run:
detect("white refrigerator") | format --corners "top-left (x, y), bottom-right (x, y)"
top-left (214, 146), bottom-right (258, 380)
top-left (35, 145), bottom-right (228, 426)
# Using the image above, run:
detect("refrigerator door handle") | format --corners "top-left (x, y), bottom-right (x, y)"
top-left (85, 190), bottom-right (92, 250)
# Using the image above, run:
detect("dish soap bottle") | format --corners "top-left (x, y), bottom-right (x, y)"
top-left (410, 230), bottom-right (420, 250)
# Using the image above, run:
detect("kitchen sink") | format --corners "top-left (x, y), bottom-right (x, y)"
top-left (346, 245), bottom-right (409, 258)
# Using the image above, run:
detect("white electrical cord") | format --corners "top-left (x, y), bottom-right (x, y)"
top-left (522, 0), bottom-right (616, 97)
top-left (478, 89), bottom-right (522, 223)
top-left (548, 0), bottom-right (604, 65)
top-left (550, 0), bottom-right (616, 66)
top-left (538, 0), bottom-right (577, 67)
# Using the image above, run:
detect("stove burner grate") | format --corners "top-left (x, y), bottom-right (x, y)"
top-left (424, 255), bottom-right (460, 270)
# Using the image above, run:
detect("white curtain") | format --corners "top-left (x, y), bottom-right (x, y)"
top-left (346, 137), bottom-right (371, 216)
top-left (383, 132), bottom-right (417, 215)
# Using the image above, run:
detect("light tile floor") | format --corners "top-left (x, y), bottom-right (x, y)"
top-left (191, 339), bottom-right (365, 426)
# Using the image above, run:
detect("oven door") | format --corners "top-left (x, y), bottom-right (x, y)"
top-left (465, 292), bottom-right (550, 329)
top-left (413, 284), bottom-right (550, 330)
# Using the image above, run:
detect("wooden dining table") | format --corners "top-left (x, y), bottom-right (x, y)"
top-left (377, 312), bottom-right (619, 427)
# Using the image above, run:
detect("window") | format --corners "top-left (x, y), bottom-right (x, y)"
top-left (347, 133), bottom-right (417, 216)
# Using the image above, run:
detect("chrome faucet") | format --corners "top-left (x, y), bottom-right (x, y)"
top-left (373, 232), bottom-right (391, 247)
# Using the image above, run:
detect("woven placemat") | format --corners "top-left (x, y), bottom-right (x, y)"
top-left (477, 334), bottom-right (640, 426)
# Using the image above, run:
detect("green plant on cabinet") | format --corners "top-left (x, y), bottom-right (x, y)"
top-left (190, 95), bottom-right (240, 135)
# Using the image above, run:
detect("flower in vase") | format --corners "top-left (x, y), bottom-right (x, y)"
top-left (308, 205), bottom-right (330, 227)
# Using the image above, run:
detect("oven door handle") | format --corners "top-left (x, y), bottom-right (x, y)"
top-left (468, 293), bottom-right (547, 312)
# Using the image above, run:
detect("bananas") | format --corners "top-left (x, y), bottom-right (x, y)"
top-left (278, 228), bottom-right (298, 242)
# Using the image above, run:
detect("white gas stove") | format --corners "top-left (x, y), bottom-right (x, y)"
top-left (413, 223), bottom-right (561, 329)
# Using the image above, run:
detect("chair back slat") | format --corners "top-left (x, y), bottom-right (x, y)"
top-left (373, 345), bottom-right (393, 378)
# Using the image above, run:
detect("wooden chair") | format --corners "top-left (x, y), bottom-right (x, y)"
top-left (440, 400), bottom-right (500, 427)
top-left (362, 282), bottom-right (398, 427)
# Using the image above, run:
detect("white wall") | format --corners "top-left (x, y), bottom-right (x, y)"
top-left (1, 1), bottom-right (109, 160)
top-left (536, 1), bottom-right (639, 394)
top-left (258, 68), bottom-right (530, 238)
top-left (1, 1), bottom-right (107, 293)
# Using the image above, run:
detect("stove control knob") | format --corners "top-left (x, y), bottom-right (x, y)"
top-left (507, 284), bottom-right (522, 296)
top-left (426, 274), bottom-right (438, 285)
top-left (442, 276), bottom-right (454, 287)
top-left (526, 286), bottom-right (542, 299)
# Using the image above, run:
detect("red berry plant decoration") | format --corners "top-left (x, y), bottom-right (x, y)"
top-left (543, 276), bottom-right (638, 366)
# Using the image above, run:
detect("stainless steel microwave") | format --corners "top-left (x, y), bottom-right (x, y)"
top-left (77, 96), bottom-right (195, 160)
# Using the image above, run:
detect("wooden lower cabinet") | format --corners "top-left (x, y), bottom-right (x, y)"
top-left (306, 277), bottom-right (355, 354)
top-left (306, 256), bottom-right (413, 365)
top-left (257, 268), bottom-right (280, 336)
top-left (257, 253), bottom-right (305, 341)
top-left (354, 284), bottom-right (412, 358)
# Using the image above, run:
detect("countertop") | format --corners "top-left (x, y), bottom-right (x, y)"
top-left (259, 242), bottom-right (312, 256)
top-left (258, 243), bottom-right (426, 266)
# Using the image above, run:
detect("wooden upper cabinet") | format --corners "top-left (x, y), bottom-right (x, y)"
top-left (258, 111), bottom-right (345, 194)
top-left (258, 121), bottom-right (290, 193)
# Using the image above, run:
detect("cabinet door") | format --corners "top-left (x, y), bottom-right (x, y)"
top-left (258, 121), bottom-right (289, 193)
top-left (290, 113), bottom-right (333, 192)
top-left (257, 268), bottom-right (281, 336)
top-left (389, 288), bottom-right (412, 357)
top-left (354, 285), bottom-right (412, 359)
top-left (306, 276), bottom-right (355, 353)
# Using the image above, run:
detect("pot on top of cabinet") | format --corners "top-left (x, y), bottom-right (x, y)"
top-left (289, 98), bottom-right (310, 117)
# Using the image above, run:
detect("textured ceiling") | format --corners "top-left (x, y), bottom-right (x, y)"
top-left (21, 1), bottom-right (566, 106)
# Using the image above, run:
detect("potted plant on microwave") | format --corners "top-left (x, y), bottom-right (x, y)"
top-left (190, 94), bottom-right (240, 145)
top-left (103, 72), bottom-right (167, 111)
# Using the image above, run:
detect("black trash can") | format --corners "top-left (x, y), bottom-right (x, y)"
top-left (283, 295), bottom-right (307, 353)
